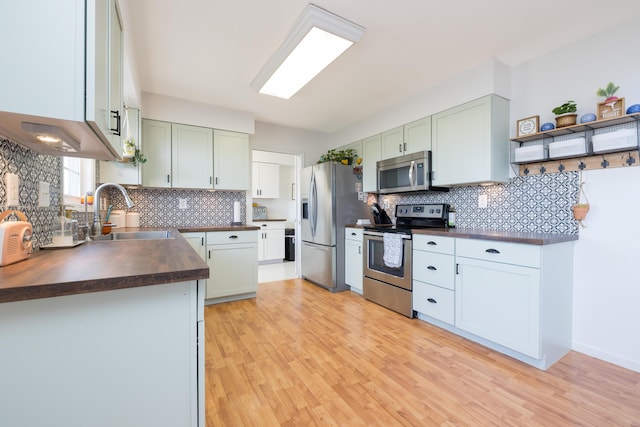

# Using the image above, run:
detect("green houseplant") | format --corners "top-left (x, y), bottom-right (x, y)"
top-left (552, 100), bottom-right (577, 128)
top-left (318, 148), bottom-right (357, 165)
top-left (596, 81), bottom-right (620, 102)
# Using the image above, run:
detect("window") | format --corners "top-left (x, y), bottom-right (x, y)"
top-left (63, 157), bottom-right (95, 208)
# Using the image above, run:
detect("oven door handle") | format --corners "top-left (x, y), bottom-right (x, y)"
top-left (364, 231), bottom-right (411, 239)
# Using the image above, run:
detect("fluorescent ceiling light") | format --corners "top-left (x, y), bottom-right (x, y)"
top-left (252, 4), bottom-right (365, 99)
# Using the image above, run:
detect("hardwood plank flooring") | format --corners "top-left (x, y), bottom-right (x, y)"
top-left (204, 279), bottom-right (640, 426)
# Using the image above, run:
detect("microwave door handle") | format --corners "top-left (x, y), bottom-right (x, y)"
top-left (409, 160), bottom-right (417, 190)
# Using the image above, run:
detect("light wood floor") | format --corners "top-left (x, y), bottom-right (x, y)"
top-left (204, 279), bottom-right (640, 426)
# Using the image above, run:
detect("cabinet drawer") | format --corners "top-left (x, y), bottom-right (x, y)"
top-left (413, 281), bottom-right (454, 325)
top-left (456, 238), bottom-right (540, 268)
top-left (206, 230), bottom-right (258, 244)
top-left (345, 227), bottom-right (363, 241)
top-left (412, 234), bottom-right (455, 254)
top-left (412, 251), bottom-right (455, 290)
top-left (251, 221), bottom-right (285, 230)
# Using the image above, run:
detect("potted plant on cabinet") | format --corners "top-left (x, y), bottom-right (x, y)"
top-left (552, 100), bottom-right (578, 128)
top-left (318, 148), bottom-right (357, 165)
top-left (596, 81), bottom-right (620, 103)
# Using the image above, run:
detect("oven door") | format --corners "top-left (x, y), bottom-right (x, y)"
top-left (363, 232), bottom-right (412, 290)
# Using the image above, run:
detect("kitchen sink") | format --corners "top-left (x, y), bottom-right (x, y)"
top-left (93, 230), bottom-right (174, 241)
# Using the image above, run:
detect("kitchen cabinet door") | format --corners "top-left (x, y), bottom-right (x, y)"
top-left (99, 108), bottom-right (140, 185)
top-left (381, 126), bottom-right (405, 159)
top-left (172, 123), bottom-right (214, 189)
top-left (344, 228), bottom-right (363, 293)
top-left (106, 0), bottom-right (123, 153)
top-left (252, 162), bottom-right (280, 198)
top-left (141, 119), bottom-right (172, 188)
top-left (404, 116), bottom-right (431, 154)
top-left (362, 134), bottom-right (382, 192)
top-left (214, 129), bottom-right (249, 190)
top-left (206, 242), bottom-right (258, 299)
top-left (431, 95), bottom-right (509, 186)
top-left (253, 222), bottom-right (285, 262)
top-left (455, 256), bottom-right (541, 358)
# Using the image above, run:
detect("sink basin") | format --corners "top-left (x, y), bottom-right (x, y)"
top-left (94, 230), bottom-right (174, 241)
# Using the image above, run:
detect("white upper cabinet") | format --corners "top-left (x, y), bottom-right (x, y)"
top-left (431, 95), bottom-right (509, 186)
top-left (214, 130), bottom-right (250, 191)
top-left (252, 162), bottom-right (280, 198)
top-left (403, 116), bottom-right (431, 155)
top-left (141, 119), bottom-right (172, 188)
top-left (99, 108), bottom-right (141, 185)
top-left (0, 0), bottom-right (124, 160)
top-left (381, 126), bottom-right (405, 159)
top-left (172, 124), bottom-right (214, 189)
top-left (362, 134), bottom-right (382, 192)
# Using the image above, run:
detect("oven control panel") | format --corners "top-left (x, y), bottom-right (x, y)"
top-left (396, 203), bottom-right (448, 219)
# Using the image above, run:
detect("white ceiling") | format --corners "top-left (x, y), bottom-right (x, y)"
top-left (120, 0), bottom-right (640, 134)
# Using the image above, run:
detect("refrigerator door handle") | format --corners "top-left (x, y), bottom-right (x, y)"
top-left (309, 171), bottom-right (317, 238)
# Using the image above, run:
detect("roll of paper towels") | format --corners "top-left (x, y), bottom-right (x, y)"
top-left (233, 201), bottom-right (241, 224)
top-left (126, 212), bottom-right (140, 228)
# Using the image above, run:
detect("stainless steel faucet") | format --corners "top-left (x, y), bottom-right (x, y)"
top-left (90, 183), bottom-right (135, 238)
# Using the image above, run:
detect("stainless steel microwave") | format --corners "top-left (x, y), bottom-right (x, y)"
top-left (376, 150), bottom-right (448, 194)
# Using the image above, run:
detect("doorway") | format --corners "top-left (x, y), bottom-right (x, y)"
top-left (251, 149), bottom-right (302, 283)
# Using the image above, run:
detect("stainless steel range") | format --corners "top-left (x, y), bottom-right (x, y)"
top-left (363, 203), bottom-right (449, 317)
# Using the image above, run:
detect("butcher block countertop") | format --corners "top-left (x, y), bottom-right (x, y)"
top-left (411, 228), bottom-right (578, 245)
top-left (0, 227), bottom-right (228, 304)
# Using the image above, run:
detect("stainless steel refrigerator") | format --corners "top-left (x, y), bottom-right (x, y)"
top-left (301, 161), bottom-right (370, 292)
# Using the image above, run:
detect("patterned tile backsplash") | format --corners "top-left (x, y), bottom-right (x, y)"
top-left (0, 138), bottom-right (61, 249)
top-left (107, 187), bottom-right (246, 228)
top-left (1, 135), bottom-right (578, 255)
top-left (379, 172), bottom-right (580, 234)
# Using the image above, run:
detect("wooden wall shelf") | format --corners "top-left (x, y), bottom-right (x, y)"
top-left (511, 112), bottom-right (640, 176)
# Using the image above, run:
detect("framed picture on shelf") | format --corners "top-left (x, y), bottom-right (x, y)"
top-left (597, 97), bottom-right (625, 120)
top-left (516, 115), bottom-right (539, 137)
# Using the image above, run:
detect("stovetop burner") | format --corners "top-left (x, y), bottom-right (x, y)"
top-left (364, 203), bottom-right (450, 235)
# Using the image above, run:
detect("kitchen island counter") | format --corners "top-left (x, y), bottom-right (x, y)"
top-left (0, 227), bottom-right (209, 304)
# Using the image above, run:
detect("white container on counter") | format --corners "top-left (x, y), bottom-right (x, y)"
top-left (126, 212), bottom-right (140, 228)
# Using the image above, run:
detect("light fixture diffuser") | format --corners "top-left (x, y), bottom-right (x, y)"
top-left (21, 122), bottom-right (80, 153)
top-left (252, 4), bottom-right (365, 99)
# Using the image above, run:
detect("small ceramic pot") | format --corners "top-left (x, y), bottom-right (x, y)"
top-left (572, 205), bottom-right (589, 221)
top-left (540, 122), bottom-right (555, 131)
top-left (580, 113), bottom-right (596, 123)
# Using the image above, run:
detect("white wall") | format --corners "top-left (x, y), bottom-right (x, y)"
top-left (141, 92), bottom-right (255, 134)
top-left (511, 18), bottom-right (640, 372)
top-left (251, 121), bottom-right (328, 167)
top-left (329, 58), bottom-right (511, 146)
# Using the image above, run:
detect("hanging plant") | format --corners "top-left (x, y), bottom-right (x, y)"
top-left (572, 172), bottom-right (590, 227)
top-left (122, 107), bottom-right (147, 167)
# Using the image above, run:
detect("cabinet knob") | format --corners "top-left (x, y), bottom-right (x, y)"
top-left (427, 298), bottom-right (437, 304)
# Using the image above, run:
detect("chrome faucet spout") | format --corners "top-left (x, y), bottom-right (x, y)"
top-left (90, 183), bottom-right (135, 238)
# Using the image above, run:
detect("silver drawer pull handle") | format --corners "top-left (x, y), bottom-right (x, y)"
top-left (427, 298), bottom-right (437, 304)
top-left (427, 241), bottom-right (437, 245)
top-left (427, 266), bottom-right (437, 271)
top-left (485, 248), bottom-right (500, 254)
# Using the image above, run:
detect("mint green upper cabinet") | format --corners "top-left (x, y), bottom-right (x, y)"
top-left (362, 134), bottom-right (382, 193)
top-left (431, 95), bottom-right (509, 186)
top-left (141, 119), bottom-right (172, 188)
top-left (381, 126), bottom-right (405, 159)
top-left (403, 116), bottom-right (431, 155)
top-left (172, 124), bottom-right (214, 189)
top-left (214, 130), bottom-right (250, 191)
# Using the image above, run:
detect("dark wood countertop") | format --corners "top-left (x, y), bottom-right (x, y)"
top-left (0, 228), bottom-right (209, 304)
top-left (178, 225), bottom-right (260, 232)
top-left (350, 224), bottom-right (577, 245)
top-left (411, 228), bottom-right (578, 245)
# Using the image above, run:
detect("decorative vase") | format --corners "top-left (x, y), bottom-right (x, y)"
top-left (555, 114), bottom-right (577, 128)
top-left (572, 204), bottom-right (589, 221)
